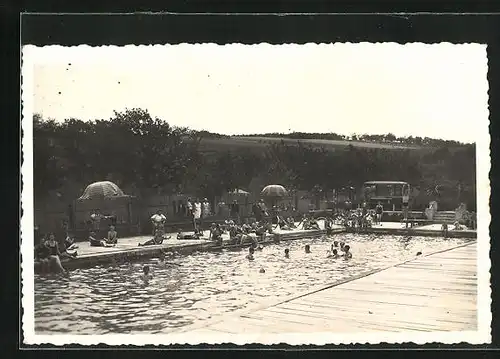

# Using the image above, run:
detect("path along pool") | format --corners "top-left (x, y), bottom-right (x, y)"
top-left (34, 233), bottom-right (474, 334)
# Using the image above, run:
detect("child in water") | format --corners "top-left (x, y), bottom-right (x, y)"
top-left (342, 245), bottom-right (352, 259)
top-left (305, 244), bottom-right (311, 253)
top-left (284, 248), bottom-right (290, 258)
top-left (246, 247), bottom-right (255, 261)
top-left (141, 265), bottom-right (153, 281)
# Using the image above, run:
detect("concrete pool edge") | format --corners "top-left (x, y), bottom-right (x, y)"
top-left (174, 240), bottom-right (477, 334)
top-left (60, 228), bottom-right (339, 271)
top-left (56, 225), bottom-right (476, 271)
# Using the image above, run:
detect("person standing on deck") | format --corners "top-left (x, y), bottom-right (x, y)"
top-left (90, 209), bottom-right (102, 233)
top-left (230, 200), bottom-right (240, 224)
top-left (151, 209), bottom-right (167, 239)
top-left (402, 185), bottom-right (410, 227)
top-left (201, 198), bottom-right (211, 230)
top-left (186, 198), bottom-right (194, 219)
top-left (193, 198), bottom-right (202, 231)
top-left (375, 202), bottom-right (384, 225)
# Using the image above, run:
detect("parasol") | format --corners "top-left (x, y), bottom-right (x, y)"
top-left (78, 181), bottom-right (126, 200)
top-left (261, 185), bottom-right (288, 197)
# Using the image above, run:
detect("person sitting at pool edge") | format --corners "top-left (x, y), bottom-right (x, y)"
top-left (210, 223), bottom-right (223, 245)
top-left (35, 235), bottom-right (51, 273)
top-left (106, 225), bottom-right (118, 245)
top-left (305, 244), bottom-right (311, 254)
top-left (89, 231), bottom-right (111, 247)
top-left (45, 233), bottom-right (67, 273)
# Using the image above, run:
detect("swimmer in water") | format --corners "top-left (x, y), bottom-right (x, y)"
top-left (342, 245), bottom-right (352, 259)
top-left (259, 267), bottom-right (266, 273)
top-left (305, 244), bottom-right (311, 253)
top-left (284, 248), bottom-right (290, 258)
top-left (246, 247), bottom-right (255, 261)
top-left (141, 265), bottom-right (153, 281)
top-left (333, 240), bottom-right (339, 248)
top-left (339, 241), bottom-right (346, 251)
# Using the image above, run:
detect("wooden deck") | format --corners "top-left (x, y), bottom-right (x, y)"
top-left (186, 242), bottom-right (477, 335)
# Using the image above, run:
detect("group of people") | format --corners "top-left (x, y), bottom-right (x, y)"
top-left (34, 224), bottom-right (78, 274)
top-left (244, 238), bottom-right (353, 264)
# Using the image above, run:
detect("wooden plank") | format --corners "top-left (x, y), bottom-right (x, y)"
top-left (185, 243), bottom-right (478, 335)
top-left (264, 304), bottom-right (464, 332)
top-left (284, 297), bottom-right (475, 323)
top-left (278, 301), bottom-right (476, 326)
top-left (295, 295), bottom-right (478, 313)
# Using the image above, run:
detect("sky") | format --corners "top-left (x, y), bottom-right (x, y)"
top-left (27, 43), bottom-right (488, 143)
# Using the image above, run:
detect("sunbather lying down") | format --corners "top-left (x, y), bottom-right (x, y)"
top-left (177, 229), bottom-right (205, 240)
top-left (138, 229), bottom-right (172, 246)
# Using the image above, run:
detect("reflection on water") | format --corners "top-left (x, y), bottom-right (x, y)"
top-left (34, 234), bottom-right (472, 334)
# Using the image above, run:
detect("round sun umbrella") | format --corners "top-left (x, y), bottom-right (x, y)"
top-left (261, 185), bottom-right (288, 197)
top-left (78, 181), bottom-right (125, 200)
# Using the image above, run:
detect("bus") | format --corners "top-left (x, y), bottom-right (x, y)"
top-left (362, 181), bottom-right (410, 211)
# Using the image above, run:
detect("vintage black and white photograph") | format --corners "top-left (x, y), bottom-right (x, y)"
top-left (21, 43), bottom-right (491, 345)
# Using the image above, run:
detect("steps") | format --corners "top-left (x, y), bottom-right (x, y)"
top-left (433, 211), bottom-right (456, 223)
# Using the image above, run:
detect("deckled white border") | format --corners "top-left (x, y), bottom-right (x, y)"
top-left (21, 43), bottom-right (491, 346)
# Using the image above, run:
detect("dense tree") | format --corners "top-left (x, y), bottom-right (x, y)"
top-left (33, 110), bottom-right (476, 211)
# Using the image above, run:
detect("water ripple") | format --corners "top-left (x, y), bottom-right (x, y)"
top-left (34, 234), bottom-right (472, 334)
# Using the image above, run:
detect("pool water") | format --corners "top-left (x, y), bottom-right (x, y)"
top-left (34, 234), bottom-right (473, 334)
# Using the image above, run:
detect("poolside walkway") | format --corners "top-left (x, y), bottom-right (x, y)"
top-left (184, 242), bottom-right (477, 334)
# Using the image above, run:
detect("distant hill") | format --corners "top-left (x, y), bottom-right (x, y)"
top-left (192, 130), bottom-right (467, 153)
top-left (191, 134), bottom-right (467, 156)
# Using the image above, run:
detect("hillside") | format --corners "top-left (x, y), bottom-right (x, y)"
top-left (195, 135), bottom-right (437, 156)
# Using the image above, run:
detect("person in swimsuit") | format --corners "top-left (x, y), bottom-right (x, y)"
top-left (342, 245), bottom-right (352, 259)
top-left (141, 265), bottom-right (153, 281)
top-left (246, 246), bottom-right (255, 261)
top-left (441, 223), bottom-right (449, 237)
top-left (34, 235), bottom-right (51, 273)
top-left (327, 247), bottom-right (339, 259)
top-left (375, 202), bottom-right (383, 225)
top-left (106, 225), bottom-right (118, 245)
top-left (45, 233), bottom-right (66, 273)
top-left (210, 224), bottom-right (223, 246)
top-left (402, 185), bottom-right (410, 226)
top-left (150, 209), bottom-right (167, 239)
top-left (177, 229), bottom-right (202, 240)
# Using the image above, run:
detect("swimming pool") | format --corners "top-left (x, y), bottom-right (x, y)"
top-left (34, 234), bottom-right (473, 334)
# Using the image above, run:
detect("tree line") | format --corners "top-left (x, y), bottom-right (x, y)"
top-left (236, 132), bottom-right (465, 147)
top-left (33, 108), bottom-right (476, 210)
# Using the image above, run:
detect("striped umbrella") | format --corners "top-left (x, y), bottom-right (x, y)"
top-left (78, 181), bottom-right (125, 200)
top-left (261, 185), bottom-right (288, 197)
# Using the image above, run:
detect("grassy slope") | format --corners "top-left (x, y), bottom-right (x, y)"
top-left (196, 135), bottom-right (438, 154)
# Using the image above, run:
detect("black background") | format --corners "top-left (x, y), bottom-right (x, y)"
top-left (4, 0), bottom-right (500, 356)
